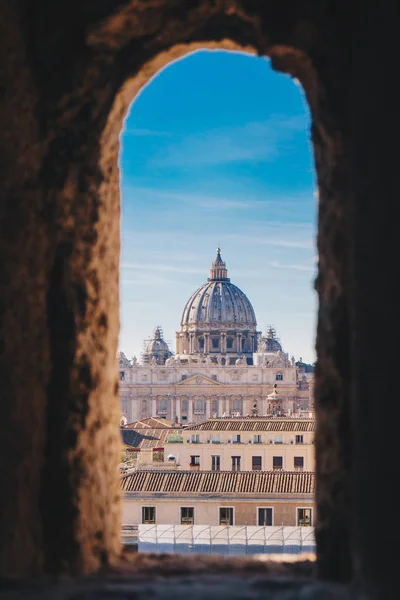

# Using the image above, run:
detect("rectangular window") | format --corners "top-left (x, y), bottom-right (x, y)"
top-left (190, 455), bottom-right (200, 466)
top-left (182, 375), bottom-right (187, 380)
top-left (211, 374), bottom-right (217, 381)
top-left (273, 456), bottom-right (283, 470)
top-left (212, 338), bottom-right (219, 348)
top-left (232, 434), bottom-right (241, 443)
top-left (231, 456), bottom-right (241, 472)
top-left (227, 338), bottom-right (233, 349)
top-left (219, 507), bottom-right (234, 525)
top-left (211, 434), bottom-right (221, 443)
top-left (191, 434), bottom-right (200, 443)
top-left (120, 371), bottom-right (125, 381)
top-left (181, 507), bottom-right (194, 525)
top-left (297, 508), bottom-right (312, 526)
top-left (252, 456), bottom-right (262, 471)
top-left (258, 508), bottom-right (273, 526)
top-left (295, 435), bottom-right (304, 444)
top-left (253, 434), bottom-right (262, 444)
top-left (294, 456), bottom-right (304, 470)
top-left (211, 455), bottom-right (220, 471)
top-left (142, 506), bottom-right (156, 524)
top-left (273, 435), bottom-right (283, 444)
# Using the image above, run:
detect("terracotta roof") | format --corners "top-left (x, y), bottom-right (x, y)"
top-left (185, 418), bottom-right (315, 432)
top-left (121, 470), bottom-right (315, 494)
top-left (121, 427), bottom-right (182, 450)
top-left (124, 417), bottom-right (177, 430)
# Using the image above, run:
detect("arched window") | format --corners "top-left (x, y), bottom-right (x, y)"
top-left (199, 338), bottom-right (204, 349)
top-left (196, 398), bottom-right (204, 411)
top-left (142, 399), bottom-right (147, 413)
top-left (276, 372), bottom-right (283, 381)
top-left (160, 398), bottom-right (167, 410)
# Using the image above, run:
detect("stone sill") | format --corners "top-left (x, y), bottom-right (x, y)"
top-left (0, 552), bottom-right (359, 599)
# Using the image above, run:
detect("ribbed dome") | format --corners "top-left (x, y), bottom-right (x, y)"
top-left (180, 249), bottom-right (257, 328)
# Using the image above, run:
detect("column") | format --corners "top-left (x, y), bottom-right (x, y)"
top-left (204, 333), bottom-right (210, 353)
top-left (206, 397), bottom-right (211, 419)
top-left (218, 396), bottom-right (224, 417)
top-left (189, 333), bottom-right (194, 354)
top-left (188, 397), bottom-right (193, 423)
top-left (130, 393), bottom-right (136, 423)
top-left (250, 334), bottom-right (254, 352)
top-left (220, 332), bottom-right (226, 353)
top-left (176, 333), bottom-right (180, 353)
top-left (176, 396), bottom-right (181, 424)
top-left (236, 333), bottom-right (240, 353)
top-left (151, 396), bottom-right (157, 418)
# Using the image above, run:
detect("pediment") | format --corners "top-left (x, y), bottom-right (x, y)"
top-left (177, 373), bottom-right (224, 386)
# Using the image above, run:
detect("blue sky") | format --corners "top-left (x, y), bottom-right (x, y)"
top-left (119, 50), bottom-right (317, 363)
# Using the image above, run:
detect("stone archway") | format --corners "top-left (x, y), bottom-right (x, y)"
top-left (0, 0), bottom-right (381, 594)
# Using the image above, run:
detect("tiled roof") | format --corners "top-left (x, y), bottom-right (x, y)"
top-left (121, 428), bottom-right (182, 450)
top-left (124, 417), bottom-right (177, 430)
top-left (121, 470), bottom-right (315, 494)
top-left (185, 418), bottom-right (315, 432)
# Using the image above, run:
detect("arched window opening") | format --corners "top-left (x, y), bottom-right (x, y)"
top-left (118, 48), bottom-right (316, 555)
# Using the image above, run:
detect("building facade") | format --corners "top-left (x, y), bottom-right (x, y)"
top-left (118, 249), bottom-right (314, 424)
top-left (121, 469), bottom-right (315, 527)
top-left (164, 417), bottom-right (315, 472)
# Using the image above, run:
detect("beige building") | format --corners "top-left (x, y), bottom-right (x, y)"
top-left (122, 469), bottom-right (315, 527)
top-left (165, 417), bottom-right (315, 472)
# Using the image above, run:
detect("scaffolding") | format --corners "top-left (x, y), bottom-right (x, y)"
top-left (136, 525), bottom-right (316, 555)
top-left (141, 325), bottom-right (173, 365)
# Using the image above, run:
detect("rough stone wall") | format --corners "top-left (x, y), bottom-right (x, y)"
top-left (0, 0), bottom-right (388, 597)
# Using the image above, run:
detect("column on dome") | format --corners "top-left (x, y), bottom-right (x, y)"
top-left (204, 333), bottom-right (210, 353)
top-left (220, 332), bottom-right (227, 353)
top-left (176, 332), bottom-right (180, 353)
top-left (236, 333), bottom-right (240, 353)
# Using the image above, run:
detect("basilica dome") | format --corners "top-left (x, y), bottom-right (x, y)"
top-left (176, 249), bottom-right (259, 363)
top-left (180, 249), bottom-right (257, 329)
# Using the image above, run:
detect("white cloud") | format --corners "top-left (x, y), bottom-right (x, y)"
top-left (122, 127), bottom-right (171, 137)
top-left (269, 260), bottom-right (316, 271)
top-left (149, 114), bottom-right (307, 167)
top-left (121, 262), bottom-right (204, 275)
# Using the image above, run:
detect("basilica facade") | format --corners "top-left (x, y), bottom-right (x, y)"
top-left (118, 249), bottom-right (313, 424)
